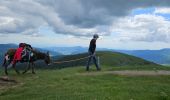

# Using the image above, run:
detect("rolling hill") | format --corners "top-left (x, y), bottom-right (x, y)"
top-left (52, 51), bottom-right (160, 69)
top-left (0, 53), bottom-right (169, 100)
top-left (1, 52), bottom-right (169, 100)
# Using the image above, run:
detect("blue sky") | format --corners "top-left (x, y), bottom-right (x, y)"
top-left (132, 7), bottom-right (155, 15)
top-left (1, 0), bottom-right (170, 50)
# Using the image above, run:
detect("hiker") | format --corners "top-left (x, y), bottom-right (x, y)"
top-left (86, 34), bottom-right (100, 71)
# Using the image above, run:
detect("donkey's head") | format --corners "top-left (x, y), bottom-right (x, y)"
top-left (44, 51), bottom-right (51, 65)
top-left (44, 52), bottom-right (51, 65)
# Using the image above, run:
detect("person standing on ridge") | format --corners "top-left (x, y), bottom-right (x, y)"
top-left (86, 34), bottom-right (100, 71)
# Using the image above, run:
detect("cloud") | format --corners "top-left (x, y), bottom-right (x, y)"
top-left (111, 14), bottom-right (170, 42)
top-left (154, 7), bottom-right (170, 14)
top-left (38, 0), bottom-right (170, 27)
top-left (1, 0), bottom-right (170, 37)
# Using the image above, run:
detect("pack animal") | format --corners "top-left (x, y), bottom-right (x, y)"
top-left (2, 49), bottom-right (51, 75)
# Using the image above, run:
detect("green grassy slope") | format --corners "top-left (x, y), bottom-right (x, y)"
top-left (53, 51), bottom-right (160, 68)
top-left (0, 67), bottom-right (170, 100)
top-left (0, 50), bottom-right (170, 100)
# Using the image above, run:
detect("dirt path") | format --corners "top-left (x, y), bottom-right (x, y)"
top-left (0, 76), bottom-right (18, 89)
top-left (78, 70), bottom-right (170, 76)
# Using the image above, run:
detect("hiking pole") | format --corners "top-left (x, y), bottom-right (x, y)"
top-left (98, 56), bottom-right (100, 68)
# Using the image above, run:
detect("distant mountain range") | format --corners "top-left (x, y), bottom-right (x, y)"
top-left (116, 49), bottom-right (170, 64)
top-left (45, 46), bottom-right (88, 55)
top-left (45, 46), bottom-right (111, 55)
top-left (1, 44), bottom-right (170, 64)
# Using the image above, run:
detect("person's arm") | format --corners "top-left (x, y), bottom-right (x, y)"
top-left (91, 47), bottom-right (95, 54)
top-left (91, 39), bottom-right (96, 54)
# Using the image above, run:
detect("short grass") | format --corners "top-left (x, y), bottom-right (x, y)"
top-left (0, 65), bottom-right (170, 100)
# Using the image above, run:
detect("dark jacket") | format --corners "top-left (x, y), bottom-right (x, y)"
top-left (88, 39), bottom-right (96, 54)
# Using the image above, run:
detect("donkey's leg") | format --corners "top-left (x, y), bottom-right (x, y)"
top-left (5, 64), bottom-right (8, 75)
top-left (22, 63), bottom-right (31, 74)
top-left (3, 58), bottom-right (6, 67)
top-left (13, 62), bottom-right (20, 74)
top-left (4, 60), bottom-right (8, 75)
top-left (31, 62), bottom-right (35, 74)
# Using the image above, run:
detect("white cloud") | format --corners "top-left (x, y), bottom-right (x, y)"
top-left (1, 0), bottom-right (170, 49)
top-left (0, 0), bottom-right (106, 37)
top-left (111, 14), bottom-right (170, 42)
top-left (154, 7), bottom-right (170, 14)
top-left (1, 0), bottom-right (170, 37)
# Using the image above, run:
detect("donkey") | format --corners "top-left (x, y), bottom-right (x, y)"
top-left (2, 48), bottom-right (51, 75)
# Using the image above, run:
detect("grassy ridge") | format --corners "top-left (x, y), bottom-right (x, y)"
top-left (0, 67), bottom-right (170, 100)
top-left (0, 51), bottom-right (169, 100)
top-left (53, 51), bottom-right (160, 69)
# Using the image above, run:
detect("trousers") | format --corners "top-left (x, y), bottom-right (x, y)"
top-left (86, 51), bottom-right (100, 71)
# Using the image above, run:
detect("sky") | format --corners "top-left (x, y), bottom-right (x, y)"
top-left (0, 0), bottom-right (170, 50)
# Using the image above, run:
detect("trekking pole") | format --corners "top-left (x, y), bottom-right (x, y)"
top-left (98, 56), bottom-right (100, 68)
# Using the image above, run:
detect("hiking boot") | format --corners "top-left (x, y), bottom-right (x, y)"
top-left (97, 68), bottom-right (101, 71)
top-left (86, 68), bottom-right (89, 71)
